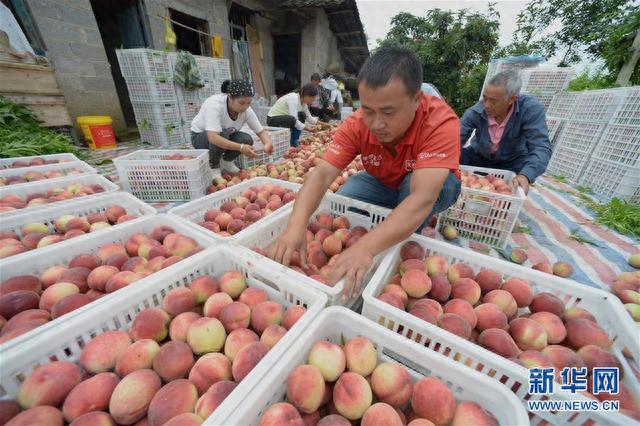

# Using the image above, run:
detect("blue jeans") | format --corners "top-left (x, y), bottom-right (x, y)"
top-left (461, 146), bottom-right (527, 176)
top-left (337, 171), bottom-right (461, 232)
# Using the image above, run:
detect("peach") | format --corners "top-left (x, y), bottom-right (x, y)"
top-left (51, 293), bottom-right (91, 319)
top-left (451, 401), bottom-right (497, 426)
top-left (40, 266), bottom-right (67, 289)
top-left (343, 336), bottom-right (377, 376)
top-left (379, 293), bottom-right (405, 310)
top-left (411, 377), bottom-right (455, 425)
top-left (287, 364), bottom-right (325, 414)
top-left (251, 301), bottom-right (284, 334)
top-left (447, 262), bottom-right (474, 284)
top-left (0, 400), bottom-right (19, 425)
top-left (407, 420), bottom-right (435, 426)
top-left (18, 361), bottom-right (82, 408)
top-left (69, 411), bottom-right (115, 426)
top-left (200, 221), bottom-right (221, 233)
top-left (122, 256), bottom-right (148, 273)
top-left (116, 339), bottom-right (160, 377)
top-left (105, 205), bottom-right (126, 223)
top-left (429, 274), bottom-right (451, 302)
top-left (130, 308), bottom-right (170, 342)
top-left (188, 352), bottom-right (232, 394)
top-left (227, 219), bottom-right (245, 235)
top-left (478, 328), bottom-right (521, 357)
top-left (109, 369), bottom-right (161, 425)
top-left (510, 248), bottom-right (528, 264)
top-left (195, 380), bottom-right (237, 419)
top-left (438, 313), bottom-right (472, 339)
top-left (409, 305), bottom-right (437, 325)
top-left (162, 287), bottom-right (196, 317)
top-left (331, 216), bottom-right (349, 231)
top-left (106, 253), bottom-right (130, 269)
top-left (616, 289), bottom-right (640, 304)
top-left (501, 278), bottom-right (533, 308)
top-left (401, 270), bottom-right (431, 298)
top-left (215, 212), bottom-right (233, 230)
top-left (219, 270), bottom-right (246, 298)
top-left (314, 229), bottom-right (333, 244)
top-left (529, 312), bottom-right (566, 344)
top-left (163, 233), bottom-right (198, 257)
top-left (444, 299), bottom-right (476, 328)
top-left (147, 379), bottom-right (198, 426)
top-left (232, 341), bottom-right (269, 382)
top-left (191, 276), bottom-right (219, 304)
top-left (370, 362), bottom-right (413, 408)
top-left (308, 340), bottom-right (346, 382)
top-left (105, 271), bottom-right (142, 293)
top-left (22, 232), bottom-right (47, 249)
top-left (260, 324), bottom-right (287, 348)
top-left (530, 292), bottom-right (565, 317)
top-left (80, 330), bottom-right (131, 373)
top-left (146, 256), bottom-right (165, 273)
top-left (361, 402), bottom-right (403, 426)
top-left (542, 345), bottom-right (586, 371)
top-left (317, 414), bottom-right (350, 426)
top-left (2, 309), bottom-right (49, 332)
top-left (39, 282), bottom-right (78, 312)
top-left (399, 259), bottom-right (426, 275)
top-left (509, 317), bottom-right (548, 351)
top-left (0, 289), bottom-right (39, 319)
top-left (279, 305), bottom-right (305, 330)
top-left (153, 340), bottom-right (194, 381)
top-left (577, 345), bottom-right (621, 372)
top-left (204, 208), bottom-right (222, 222)
top-left (169, 311), bottom-right (201, 341)
top-left (185, 316), bottom-right (226, 355)
top-left (382, 284), bottom-right (409, 306)
top-left (203, 292), bottom-right (233, 318)
top-left (475, 269), bottom-right (502, 294)
top-left (518, 350), bottom-right (554, 370)
top-left (0, 242), bottom-right (27, 258)
top-left (553, 261), bottom-right (573, 278)
top-left (308, 250), bottom-right (328, 268)
top-left (59, 267), bottom-right (90, 292)
top-left (62, 372), bottom-right (120, 422)
top-left (137, 240), bottom-right (163, 259)
top-left (565, 318), bottom-right (611, 349)
top-left (450, 278), bottom-right (481, 305)
top-left (219, 328), bottom-right (259, 361)
top-left (219, 301), bottom-right (251, 333)
top-left (483, 289), bottom-right (518, 318)
top-left (259, 402), bottom-right (303, 426)
top-left (400, 241), bottom-right (426, 261)
top-left (322, 235), bottom-right (343, 257)
top-left (5, 406), bottom-right (64, 426)
top-left (163, 413), bottom-right (202, 426)
top-left (563, 306), bottom-right (596, 322)
top-left (333, 372), bottom-right (372, 420)
top-left (474, 303), bottom-right (508, 331)
top-left (98, 243), bottom-right (127, 263)
top-left (87, 266), bottom-right (119, 291)
top-left (532, 262), bottom-right (553, 274)
top-left (21, 222), bottom-right (49, 235)
top-left (425, 255), bottom-right (449, 277)
top-left (66, 217), bottom-right (91, 233)
top-left (334, 228), bottom-right (352, 244)
top-left (316, 213), bottom-right (333, 230)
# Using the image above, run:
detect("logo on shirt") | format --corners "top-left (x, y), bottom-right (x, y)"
top-left (405, 160), bottom-right (416, 171)
top-left (418, 152), bottom-right (447, 160)
top-left (362, 154), bottom-right (382, 167)
top-left (223, 127), bottom-right (238, 133)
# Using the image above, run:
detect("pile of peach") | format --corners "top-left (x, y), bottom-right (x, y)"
top-left (0, 271), bottom-right (307, 426)
top-left (0, 226), bottom-right (201, 345)
top-left (161, 153), bottom-right (195, 160)
top-left (4, 157), bottom-right (70, 169)
top-left (0, 167), bottom-right (87, 186)
top-left (253, 213), bottom-right (370, 285)
top-left (196, 183), bottom-right (296, 236)
top-left (375, 241), bottom-right (639, 419)
top-left (0, 182), bottom-right (108, 213)
top-left (460, 170), bottom-right (513, 195)
top-left (610, 271), bottom-right (640, 323)
top-left (0, 205), bottom-right (141, 259)
top-left (259, 336), bottom-right (498, 426)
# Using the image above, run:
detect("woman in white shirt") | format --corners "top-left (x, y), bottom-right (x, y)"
top-left (266, 83), bottom-right (320, 147)
top-left (191, 80), bottom-right (273, 177)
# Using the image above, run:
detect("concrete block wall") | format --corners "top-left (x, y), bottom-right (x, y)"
top-left (301, 9), bottom-right (343, 83)
top-left (25, 0), bottom-right (127, 134)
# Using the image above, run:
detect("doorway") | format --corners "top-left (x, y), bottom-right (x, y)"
top-left (169, 9), bottom-right (210, 56)
top-left (90, 0), bottom-right (151, 129)
top-left (273, 34), bottom-right (301, 97)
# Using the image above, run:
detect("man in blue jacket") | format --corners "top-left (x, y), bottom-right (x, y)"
top-left (459, 70), bottom-right (552, 194)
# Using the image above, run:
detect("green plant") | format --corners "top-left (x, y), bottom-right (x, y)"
top-left (0, 96), bottom-right (42, 129)
top-left (566, 68), bottom-right (616, 91)
top-left (587, 198), bottom-right (640, 238)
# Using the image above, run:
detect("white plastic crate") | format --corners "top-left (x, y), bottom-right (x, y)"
top-left (169, 177), bottom-right (301, 242)
top-left (0, 174), bottom-right (119, 217)
top-left (590, 124), bottom-right (640, 167)
top-left (611, 87), bottom-right (640, 126)
top-left (115, 48), bottom-right (172, 79)
top-left (362, 234), bottom-right (639, 426)
top-left (546, 145), bottom-right (591, 183)
top-left (546, 117), bottom-right (564, 145)
top-left (0, 153), bottom-right (80, 170)
top-left (114, 149), bottom-right (211, 201)
top-left (436, 165), bottom-right (526, 248)
top-left (124, 76), bottom-right (177, 103)
top-left (554, 121), bottom-right (607, 154)
top-left (0, 244), bottom-right (327, 423)
top-left (234, 192), bottom-right (392, 307)
top-left (570, 88), bottom-right (628, 123)
top-left (579, 156), bottom-right (640, 201)
top-left (236, 126), bottom-right (291, 169)
top-left (212, 306), bottom-right (529, 426)
top-left (546, 92), bottom-right (579, 120)
top-left (200, 81), bottom-right (220, 99)
top-left (0, 214), bottom-right (218, 349)
top-left (253, 105), bottom-right (271, 125)
top-left (529, 91), bottom-right (555, 111)
top-left (0, 191), bottom-right (155, 254)
top-left (0, 160), bottom-right (96, 187)
top-left (138, 123), bottom-right (185, 147)
top-left (131, 102), bottom-right (181, 127)
top-left (521, 67), bottom-right (574, 93)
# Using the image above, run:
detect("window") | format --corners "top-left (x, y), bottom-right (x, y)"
top-left (229, 4), bottom-right (253, 41)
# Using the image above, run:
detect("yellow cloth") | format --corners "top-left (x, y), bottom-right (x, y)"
top-left (164, 16), bottom-right (176, 48)
top-left (212, 36), bottom-right (223, 58)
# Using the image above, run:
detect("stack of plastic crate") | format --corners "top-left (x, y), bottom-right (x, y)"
top-left (520, 67), bottom-right (574, 113)
top-left (480, 56), bottom-right (541, 96)
top-left (546, 88), bottom-right (628, 183)
top-left (545, 91), bottom-right (578, 146)
top-left (578, 87), bottom-right (640, 202)
top-left (115, 49), bottom-right (183, 147)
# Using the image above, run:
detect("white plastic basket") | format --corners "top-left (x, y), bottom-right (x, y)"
top-left (0, 244), bottom-right (327, 424)
top-left (546, 92), bottom-right (579, 120)
top-left (234, 192), bottom-right (392, 307)
top-left (115, 48), bottom-right (172, 79)
top-left (362, 234), bottom-right (639, 426)
top-left (0, 214), bottom-right (218, 351)
top-left (0, 160), bottom-right (96, 188)
top-left (138, 123), bottom-right (185, 147)
top-left (114, 149), bottom-right (211, 201)
top-left (0, 192), bottom-right (156, 257)
top-left (124, 76), bottom-right (177, 103)
top-left (579, 156), bottom-right (640, 202)
top-left (0, 174), bottom-right (119, 217)
top-left (0, 153), bottom-right (80, 170)
top-left (590, 124), bottom-right (640, 167)
top-left (168, 177), bottom-right (301, 242)
top-left (570, 88), bottom-right (628, 123)
top-left (131, 101), bottom-right (181, 127)
top-left (545, 117), bottom-right (564, 145)
top-left (436, 165), bottom-right (526, 248)
top-left (610, 86), bottom-right (640, 127)
top-left (211, 306), bottom-right (529, 426)
top-left (521, 68), bottom-right (574, 93)
top-left (236, 126), bottom-right (291, 169)
top-left (554, 121), bottom-right (607, 154)
top-left (546, 145), bottom-right (591, 183)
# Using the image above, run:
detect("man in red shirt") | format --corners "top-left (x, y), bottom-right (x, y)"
top-left (267, 46), bottom-right (461, 298)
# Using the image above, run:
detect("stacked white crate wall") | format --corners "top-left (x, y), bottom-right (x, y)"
top-left (520, 67), bottom-right (574, 112)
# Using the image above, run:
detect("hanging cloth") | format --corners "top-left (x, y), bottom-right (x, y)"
top-left (211, 35), bottom-right (224, 58)
top-left (173, 50), bottom-right (204, 90)
top-left (164, 15), bottom-right (176, 50)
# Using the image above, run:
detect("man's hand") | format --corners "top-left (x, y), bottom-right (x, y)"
top-left (327, 104), bottom-right (335, 111)
top-left (305, 125), bottom-right (318, 132)
top-left (326, 246), bottom-right (374, 301)
top-left (241, 145), bottom-right (258, 158)
top-left (513, 174), bottom-right (530, 194)
top-left (264, 142), bottom-right (274, 155)
top-left (266, 228), bottom-right (307, 268)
